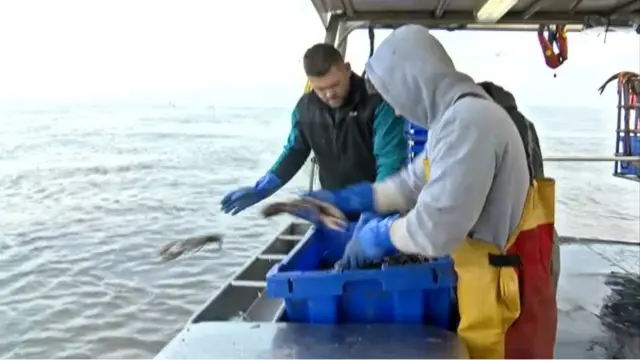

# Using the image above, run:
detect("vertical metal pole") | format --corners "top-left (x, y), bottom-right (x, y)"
top-left (307, 16), bottom-right (342, 192)
top-left (615, 81), bottom-right (622, 175)
top-left (335, 21), bottom-right (349, 56)
top-left (307, 157), bottom-right (317, 192)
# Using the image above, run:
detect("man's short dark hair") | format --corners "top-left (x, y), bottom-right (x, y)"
top-left (303, 43), bottom-right (344, 77)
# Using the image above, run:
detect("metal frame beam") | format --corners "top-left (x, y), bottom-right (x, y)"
top-left (523, 0), bottom-right (547, 20)
top-left (434, 0), bottom-right (451, 18)
top-left (331, 10), bottom-right (640, 27)
top-left (310, 0), bottom-right (640, 31)
top-left (341, 22), bottom-right (586, 33)
top-left (476, 0), bottom-right (519, 23)
top-left (323, 15), bottom-right (341, 45)
top-left (612, 0), bottom-right (640, 16)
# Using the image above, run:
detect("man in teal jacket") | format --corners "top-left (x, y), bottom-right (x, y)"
top-left (221, 43), bottom-right (407, 219)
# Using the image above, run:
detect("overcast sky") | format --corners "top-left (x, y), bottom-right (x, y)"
top-left (0, 0), bottom-right (638, 107)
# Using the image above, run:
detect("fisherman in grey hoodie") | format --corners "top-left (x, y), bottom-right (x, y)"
top-left (302, 25), bottom-right (558, 359)
top-left (306, 25), bottom-right (530, 263)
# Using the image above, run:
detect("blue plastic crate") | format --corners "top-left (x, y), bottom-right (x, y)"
top-left (405, 121), bottom-right (427, 131)
top-left (408, 129), bottom-right (428, 138)
top-left (405, 120), bottom-right (428, 164)
top-left (266, 225), bottom-right (457, 329)
top-left (408, 144), bottom-right (426, 161)
top-left (405, 122), bottom-right (428, 135)
top-left (409, 143), bottom-right (426, 155)
top-left (618, 136), bottom-right (640, 176)
top-left (411, 134), bottom-right (429, 143)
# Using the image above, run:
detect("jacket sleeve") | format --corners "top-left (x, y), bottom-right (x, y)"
top-left (387, 110), bottom-right (500, 257)
top-left (373, 151), bottom-right (426, 214)
top-left (372, 101), bottom-right (408, 181)
top-left (269, 107), bottom-right (311, 185)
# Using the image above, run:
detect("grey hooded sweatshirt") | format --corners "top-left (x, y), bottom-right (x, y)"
top-left (366, 25), bottom-right (530, 256)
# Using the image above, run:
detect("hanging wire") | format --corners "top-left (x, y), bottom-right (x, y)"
top-left (361, 26), bottom-right (376, 77)
top-left (368, 26), bottom-right (375, 59)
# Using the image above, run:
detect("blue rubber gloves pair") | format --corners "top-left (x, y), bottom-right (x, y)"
top-left (303, 182), bottom-right (400, 269)
top-left (220, 172), bottom-right (282, 215)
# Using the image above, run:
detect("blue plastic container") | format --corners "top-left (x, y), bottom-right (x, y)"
top-left (618, 135), bottom-right (640, 176)
top-left (409, 143), bottom-right (426, 156)
top-left (405, 121), bottom-right (428, 163)
top-left (405, 121), bottom-right (427, 132)
top-left (405, 122), bottom-right (428, 137)
top-left (411, 134), bottom-right (429, 143)
top-left (266, 225), bottom-right (457, 330)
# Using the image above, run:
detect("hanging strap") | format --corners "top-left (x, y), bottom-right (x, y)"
top-left (368, 26), bottom-right (375, 59)
top-left (361, 26), bottom-right (376, 77)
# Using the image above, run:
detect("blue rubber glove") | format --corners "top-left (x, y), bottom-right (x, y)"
top-left (220, 172), bottom-right (282, 215)
top-left (337, 212), bottom-right (400, 270)
top-left (303, 182), bottom-right (375, 215)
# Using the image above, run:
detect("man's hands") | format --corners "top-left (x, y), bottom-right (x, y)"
top-left (336, 212), bottom-right (400, 269)
top-left (220, 173), bottom-right (282, 215)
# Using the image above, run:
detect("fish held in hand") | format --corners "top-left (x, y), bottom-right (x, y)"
top-left (261, 197), bottom-right (348, 231)
top-left (158, 234), bottom-right (223, 262)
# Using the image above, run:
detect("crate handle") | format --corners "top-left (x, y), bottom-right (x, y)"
top-left (431, 268), bottom-right (439, 285)
top-left (287, 278), bottom-right (294, 294)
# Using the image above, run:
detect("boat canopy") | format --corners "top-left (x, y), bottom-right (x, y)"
top-left (310, 0), bottom-right (640, 32)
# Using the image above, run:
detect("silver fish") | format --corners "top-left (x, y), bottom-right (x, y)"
top-left (261, 197), bottom-right (347, 231)
top-left (158, 234), bottom-right (223, 261)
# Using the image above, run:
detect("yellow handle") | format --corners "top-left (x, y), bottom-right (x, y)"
top-left (303, 80), bottom-right (312, 94)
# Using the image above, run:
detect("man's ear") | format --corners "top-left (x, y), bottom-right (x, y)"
top-left (344, 62), bottom-right (351, 73)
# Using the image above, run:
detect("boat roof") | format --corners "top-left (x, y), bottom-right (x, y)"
top-left (310, 0), bottom-right (640, 31)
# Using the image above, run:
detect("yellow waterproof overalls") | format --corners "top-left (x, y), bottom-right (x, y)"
top-left (422, 144), bottom-right (558, 358)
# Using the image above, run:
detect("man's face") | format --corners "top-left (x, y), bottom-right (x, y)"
top-left (308, 63), bottom-right (351, 108)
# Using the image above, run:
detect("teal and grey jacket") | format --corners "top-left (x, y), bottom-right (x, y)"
top-left (269, 72), bottom-right (407, 189)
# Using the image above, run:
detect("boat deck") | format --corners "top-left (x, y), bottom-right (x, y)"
top-left (155, 222), bottom-right (640, 359)
top-left (555, 239), bottom-right (639, 358)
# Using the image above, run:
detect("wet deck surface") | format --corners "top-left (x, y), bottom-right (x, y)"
top-left (156, 239), bottom-right (639, 359)
top-left (555, 239), bottom-right (639, 359)
top-left (155, 322), bottom-right (469, 359)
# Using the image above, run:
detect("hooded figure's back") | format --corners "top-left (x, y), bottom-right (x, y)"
top-left (368, 25), bottom-right (530, 255)
top-left (479, 81), bottom-right (545, 178)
